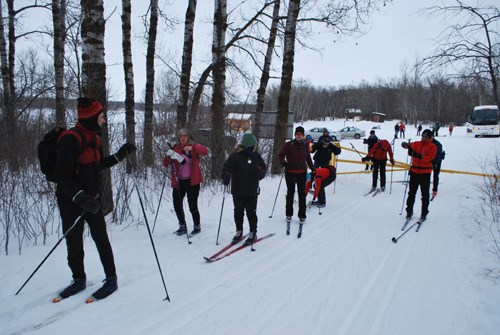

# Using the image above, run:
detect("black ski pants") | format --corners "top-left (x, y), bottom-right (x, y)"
top-left (317, 173), bottom-right (336, 205)
top-left (372, 159), bottom-right (387, 188)
top-left (406, 172), bottom-right (431, 217)
top-left (432, 162), bottom-right (441, 192)
top-left (172, 179), bottom-right (201, 227)
top-left (57, 197), bottom-right (116, 280)
top-left (285, 171), bottom-right (307, 219)
top-left (232, 195), bottom-right (258, 233)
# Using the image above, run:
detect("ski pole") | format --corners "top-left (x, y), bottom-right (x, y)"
top-left (15, 211), bottom-right (87, 295)
top-left (269, 172), bottom-right (284, 218)
top-left (399, 170), bottom-right (410, 215)
top-left (152, 171), bottom-right (169, 233)
top-left (390, 138), bottom-right (395, 194)
top-left (127, 156), bottom-right (171, 302)
top-left (349, 142), bottom-right (365, 159)
top-left (215, 186), bottom-right (227, 245)
top-left (392, 221), bottom-right (419, 243)
top-left (399, 140), bottom-right (412, 215)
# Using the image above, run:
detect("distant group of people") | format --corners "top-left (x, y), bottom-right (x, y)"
top-left (394, 122), bottom-right (406, 139)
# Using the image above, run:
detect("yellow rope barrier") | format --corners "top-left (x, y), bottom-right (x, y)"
top-left (336, 144), bottom-right (498, 179)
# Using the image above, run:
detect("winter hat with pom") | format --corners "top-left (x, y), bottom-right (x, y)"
top-left (241, 133), bottom-right (257, 148)
top-left (77, 97), bottom-right (103, 120)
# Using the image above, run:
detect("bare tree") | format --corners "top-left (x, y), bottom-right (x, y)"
top-left (422, 0), bottom-right (500, 109)
top-left (210, 0), bottom-right (227, 178)
top-left (142, 0), bottom-right (158, 167)
top-left (271, 0), bottom-right (300, 174)
top-left (80, 0), bottom-right (113, 214)
top-left (254, 0), bottom-right (280, 142)
top-left (121, 0), bottom-right (137, 172)
top-left (52, 0), bottom-right (67, 127)
top-left (176, 0), bottom-right (197, 130)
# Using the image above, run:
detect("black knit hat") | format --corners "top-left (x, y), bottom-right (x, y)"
top-left (422, 129), bottom-right (433, 138)
top-left (295, 126), bottom-right (305, 135)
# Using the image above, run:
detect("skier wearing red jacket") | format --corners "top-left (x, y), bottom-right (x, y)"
top-left (362, 139), bottom-right (395, 192)
top-left (401, 129), bottom-right (437, 221)
top-left (305, 165), bottom-right (336, 208)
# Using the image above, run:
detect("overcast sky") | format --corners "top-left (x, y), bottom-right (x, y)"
top-left (98, 0), bottom-right (477, 101)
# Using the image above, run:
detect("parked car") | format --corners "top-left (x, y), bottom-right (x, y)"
top-left (337, 126), bottom-right (366, 139)
top-left (304, 127), bottom-right (342, 141)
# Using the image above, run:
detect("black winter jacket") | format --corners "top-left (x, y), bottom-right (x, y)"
top-left (222, 148), bottom-right (267, 197)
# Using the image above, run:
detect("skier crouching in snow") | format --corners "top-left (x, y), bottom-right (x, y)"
top-left (221, 133), bottom-right (267, 245)
top-left (54, 97), bottom-right (136, 301)
top-left (361, 139), bottom-right (395, 192)
top-left (401, 129), bottom-right (437, 221)
top-left (305, 165), bottom-right (336, 208)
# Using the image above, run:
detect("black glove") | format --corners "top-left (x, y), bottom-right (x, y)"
top-left (73, 190), bottom-right (100, 214)
top-left (281, 161), bottom-right (288, 167)
top-left (363, 139), bottom-right (367, 144)
top-left (401, 142), bottom-right (409, 149)
top-left (115, 142), bottom-right (136, 161)
top-left (361, 156), bottom-right (370, 162)
top-left (257, 167), bottom-right (266, 180)
top-left (222, 173), bottom-right (230, 186)
top-left (408, 147), bottom-right (423, 159)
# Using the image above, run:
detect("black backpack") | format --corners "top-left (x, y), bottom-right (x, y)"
top-left (38, 127), bottom-right (86, 182)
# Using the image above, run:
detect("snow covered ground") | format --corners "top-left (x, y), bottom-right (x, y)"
top-left (2, 119), bottom-right (500, 335)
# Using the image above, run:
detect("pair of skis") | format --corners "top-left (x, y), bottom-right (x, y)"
top-left (204, 233), bottom-right (275, 263)
top-left (287, 218), bottom-right (304, 238)
top-left (392, 218), bottom-right (426, 243)
top-left (364, 188), bottom-right (381, 197)
top-left (52, 293), bottom-right (101, 304)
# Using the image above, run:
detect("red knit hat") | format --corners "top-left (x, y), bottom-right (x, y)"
top-left (77, 97), bottom-right (103, 120)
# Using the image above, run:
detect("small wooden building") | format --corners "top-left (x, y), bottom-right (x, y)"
top-left (371, 112), bottom-right (386, 123)
top-left (226, 113), bottom-right (252, 132)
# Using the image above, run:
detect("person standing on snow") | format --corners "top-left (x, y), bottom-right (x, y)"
top-left (279, 126), bottom-right (315, 224)
top-left (362, 139), bottom-right (395, 192)
top-left (417, 124), bottom-right (422, 136)
top-left (311, 137), bottom-right (341, 168)
top-left (163, 129), bottom-right (209, 236)
top-left (430, 133), bottom-right (444, 199)
top-left (318, 128), bottom-right (334, 144)
top-left (448, 124), bottom-right (454, 136)
top-left (394, 123), bottom-right (400, 139)
top-left (305, 165), bottom-right (337, 208)
top-left (363, 130), bottom-right (378, 170)
top-left (54, 97), bottom-right (136, 301)
top-left (221, 133), bottom-right (267, 245)
top-left (399, 123), bottom-right (406, 139)
top-left (401, 129), bottom-right (437, 221)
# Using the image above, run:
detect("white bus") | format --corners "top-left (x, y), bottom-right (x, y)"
top-left (466, 105), bottom-right (500, 137)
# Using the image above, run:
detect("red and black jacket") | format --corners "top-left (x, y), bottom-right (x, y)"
top-left (54, 123), bottom-right (119, 201)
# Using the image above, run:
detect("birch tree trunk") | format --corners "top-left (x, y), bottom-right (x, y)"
top-left (81, 0), bottom-right (113, 214)
top-left (52, 0), bottom-right (67, 127)
top-left (142, 0), bottom-right (158, 167)
top-left (272, 0), bottom-right (300, 174)
top-left (210, 0), bottom-right (227, 178)
top-left (255, 0), bottom-right (280, 142)
top-left (121, 0), bottom-right (137, 172)
top-left (176, 0), bottom-right (197, 130)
